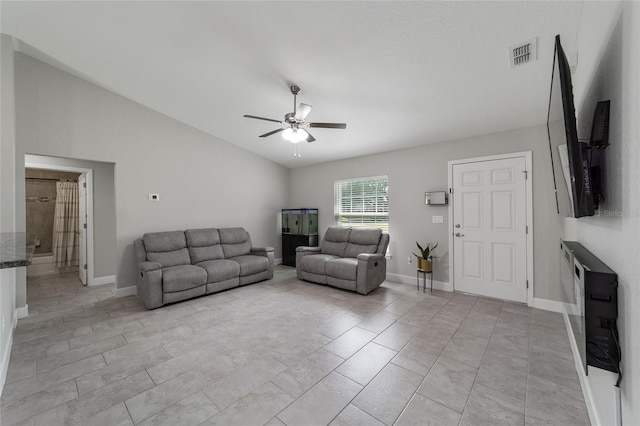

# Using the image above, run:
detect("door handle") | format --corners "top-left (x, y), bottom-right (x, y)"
top-left (455, 232), bottom-right (465, 237)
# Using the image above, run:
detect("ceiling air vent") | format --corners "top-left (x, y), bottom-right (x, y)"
top-left (509, 38), bottom-right (537, 68)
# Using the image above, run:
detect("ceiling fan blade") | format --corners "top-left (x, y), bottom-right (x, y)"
top-left (244, 114), bottom-right (283, 124)
top-left (259, 128), bottom-right (285, 138)
top-left (295, 103), bottom-right (312, 121)
top-left (305, 132), bottom-right (316, 143)
top-left (308, 122), bottom-right (347, 129)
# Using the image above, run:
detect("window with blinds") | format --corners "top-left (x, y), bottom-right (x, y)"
top-left (334, 176), bottom-right (389, 232)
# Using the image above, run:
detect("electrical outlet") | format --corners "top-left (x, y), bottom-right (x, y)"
top-left (148, 193), bottom-right (160, 201)
top-left (408, 256), bottom-right (412, 265)
top-left (432, 215), bottom-right (444, 224)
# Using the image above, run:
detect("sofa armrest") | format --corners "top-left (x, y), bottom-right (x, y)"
top-left (138, 261), bottom-right (162, 272)
top-left (136, 262), bottom-right (163, 309)
top-left (250, 247), bottom-right (275, 279)
top-left (356, 253), bottom-right (387, 295)
top-left (357, 253), bottom-right (385, 262)
top-left (250, 247), bottom-right (274, 255)
top-left (296, 246), bottom-right (321, 253)
top-left (295, 246), bottom-right (321, 277)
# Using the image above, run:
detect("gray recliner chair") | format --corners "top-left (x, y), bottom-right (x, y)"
top-left (296, 227), bottom-right (389, 295)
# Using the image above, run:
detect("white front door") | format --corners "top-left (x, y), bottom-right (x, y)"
top-left (452, 156), bottom-right (528, 303)
top-left (78, 173), bottom-right (87, 285)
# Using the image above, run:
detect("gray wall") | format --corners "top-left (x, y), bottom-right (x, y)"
top-left (0, 34), bottom-right (18, 394)
top-left (290, 124), bottom-right (564, 301)
top-left (14, 53), bottom-right (290, 291)
top-left (567, 2), bottom-right (639, 424)
top-left (24, 154), bottom-right (116, 277)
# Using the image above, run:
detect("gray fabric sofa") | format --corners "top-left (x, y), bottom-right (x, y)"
top-left (296, 227), bottom-right (389, 295)
top-left (135, 227), bottom-right (274, 309)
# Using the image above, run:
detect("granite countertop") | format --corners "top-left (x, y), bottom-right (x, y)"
top-left (0, 232), bottom-right (37, 269)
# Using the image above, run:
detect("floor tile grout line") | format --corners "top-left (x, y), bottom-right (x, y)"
top-left (10, 269), bottom-right (584, 426)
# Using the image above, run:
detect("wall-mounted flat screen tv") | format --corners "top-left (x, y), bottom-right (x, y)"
top-left (547, 35), bottom-right (595, 218)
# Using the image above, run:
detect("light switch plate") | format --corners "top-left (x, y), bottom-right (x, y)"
top-left (432, 215), bottom-right (444, 224)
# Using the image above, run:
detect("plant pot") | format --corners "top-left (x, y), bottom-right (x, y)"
top-left (417, 257), bottom-right (432, 272)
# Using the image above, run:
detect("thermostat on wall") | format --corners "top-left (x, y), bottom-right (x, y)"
top-left (148, 193), bottom-right (160, 201)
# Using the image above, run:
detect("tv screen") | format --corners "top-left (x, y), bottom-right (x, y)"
top-left (547, 35), bottom-right (595, 218)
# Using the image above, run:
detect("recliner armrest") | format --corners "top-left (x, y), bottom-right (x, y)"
top-left (251, 247), bottom-right (274, 255)
top-left (357, 253), bottom-right (385, 262)
top-left (356, 253), bottom-right (387, 295)
top-left (250, 247), bottom-right (275, 279)
top-left (295, 246), bottom-right (321, 277)
top-left (137, 261), bottom-right (163, 309)
top-left (138, 261), bottom-right (162, 272)
top-left (296, 246), bottom-right (321, 253)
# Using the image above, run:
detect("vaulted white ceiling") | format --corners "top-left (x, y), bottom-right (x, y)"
top-left (1, 1), bottom-right (583, 168)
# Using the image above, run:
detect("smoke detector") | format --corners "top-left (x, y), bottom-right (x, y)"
top-left (509, 38), bottom-right (537, 67)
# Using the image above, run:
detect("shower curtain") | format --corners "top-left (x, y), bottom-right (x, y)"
top-left (52, 181), bottom-right (79, 268)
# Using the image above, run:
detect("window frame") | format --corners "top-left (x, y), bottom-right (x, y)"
top-left (333, 175), bottom-right (389, 233)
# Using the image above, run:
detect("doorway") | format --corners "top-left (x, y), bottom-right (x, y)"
top-left (25, 163), bottom-right (93, 286)
top-left (448, 152), bottom-right (533, 304)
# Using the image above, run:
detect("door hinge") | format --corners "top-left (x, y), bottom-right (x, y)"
top-left (83, 223), bottom-right (87, 229)
top-left (83, 264), bottom-right (87, 270)
top-left (83, 182), bottom-right (87, 188)
top-left (526, 280), bottom-right (529, 289)
top-left (526, 225), bottom-right (528, 234)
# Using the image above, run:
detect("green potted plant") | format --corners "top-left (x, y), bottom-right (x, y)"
top-left (413, 241), bottom-right (438, 272)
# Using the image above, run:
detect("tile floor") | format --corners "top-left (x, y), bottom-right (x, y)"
top-left (0, 266), bottom-right (590, 425)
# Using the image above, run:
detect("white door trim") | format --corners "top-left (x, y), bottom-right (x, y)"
top-left (448, 151), bottom-right (533, 306)
top-left (25, 161), bottom-right (96, 286)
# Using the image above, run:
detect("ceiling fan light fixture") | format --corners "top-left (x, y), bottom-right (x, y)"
top-left (282, 127), bottom-right (308, 143)
top-left (294, 128), bottom-right (308, 143)
top-left (282, 128), bottom-right (293, 140)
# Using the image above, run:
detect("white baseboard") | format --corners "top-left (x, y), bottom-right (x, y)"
top-left (274, 258), bottom-right (283, 265)
top-left (1, 311), bottom-right (19, 396)
top-left (532, 297), bottom-right (570, 313)
top-left (114, 285), bottom-right (137, 298)
top-left (89, 275), bottom-right (116, 286)
top-left (386, 272), bottom-right (452, 292)
top-left (16, 305), bottom-right (28, 319)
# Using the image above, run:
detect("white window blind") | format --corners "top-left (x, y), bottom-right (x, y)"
top-left (334, 176), bottom-right (389, 232)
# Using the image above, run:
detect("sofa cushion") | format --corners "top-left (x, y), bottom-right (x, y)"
top-left (186, 228), bottom-right (224, 263)
top-left (162, 265), bottom-right (207, 292)
top-left (144, 231), bottom-right (191, 267)
top-left (327, 276), bottom-right (357, 292)
top-left (144, 231), bottom-right (187, 252)
top-left (326, 258), bottom-right (358, 281)
top-left (196, 259), bottom-right (239, 283)
top-left (300, 253), bottom-right (341, 275)
top-left (231, 255), bottom-right (269, 276)
top-left (219, 227), bottom-right (251, 258)
top-left (147, 248), bottom-right (191, 268)
top-left (345, 228), bottom-right (382, 258)
top-left (320, 227), bottom-right (351, 257)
